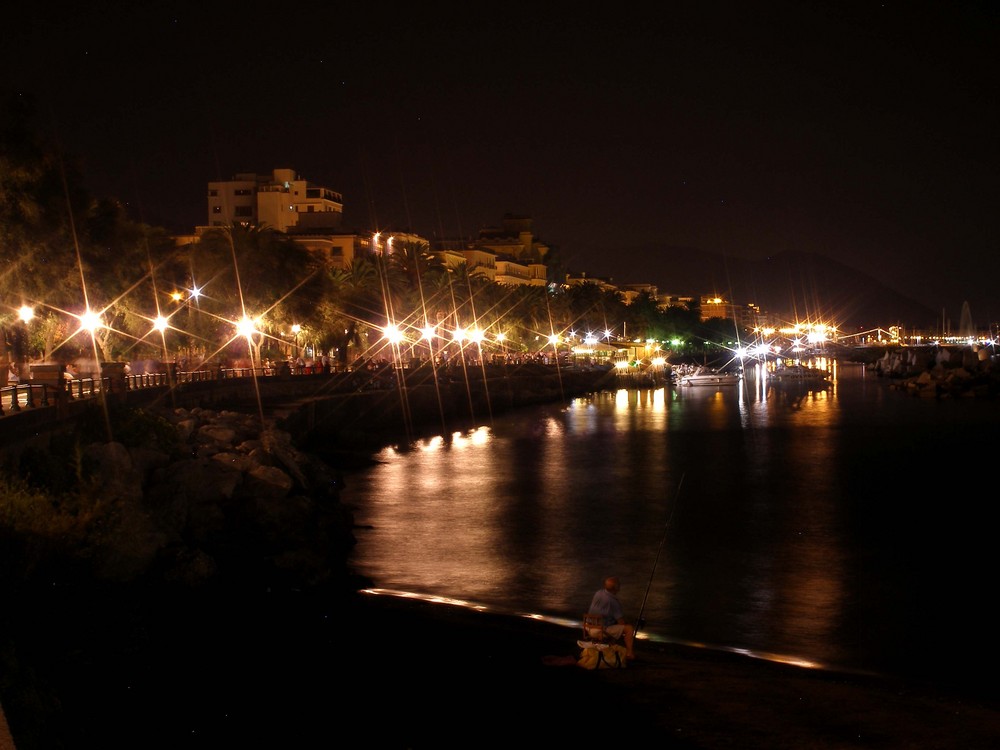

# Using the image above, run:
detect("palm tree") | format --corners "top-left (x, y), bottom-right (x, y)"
top-left (324, 256), bottom-right (383, 369)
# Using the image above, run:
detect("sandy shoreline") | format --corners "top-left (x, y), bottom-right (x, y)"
top-left (3, 583), bottom-right (998, 748)
top-left (344, 590), bottom-right (1000, 748)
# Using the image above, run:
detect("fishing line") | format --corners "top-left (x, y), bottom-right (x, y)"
top-left (635, 472), bottom-right (684, 636)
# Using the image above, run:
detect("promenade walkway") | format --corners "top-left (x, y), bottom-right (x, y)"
top-left (0, 361), bottom-right (619, 451)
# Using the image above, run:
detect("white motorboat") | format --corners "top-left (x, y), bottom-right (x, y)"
top-left (678, 367), bottom-right (741, 386)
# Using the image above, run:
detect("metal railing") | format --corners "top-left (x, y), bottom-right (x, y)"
top-left (0, 377), bottom-right (101, 415)
top-left (0, 359), bottom-right (617, 420)
top-left (0, 365), bottom-right (345, 418)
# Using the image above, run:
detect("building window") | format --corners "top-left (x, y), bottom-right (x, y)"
top-left (208, 189), bottom-right (218, 197)
top-left (234, 188), bottom-right (253, 196)
top-left (234, 206), bottom-right (253, 217)
top-left (212, 206), bottom-right (222, 214)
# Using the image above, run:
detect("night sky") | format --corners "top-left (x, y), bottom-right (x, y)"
top-left (3, 3), bottom-right (996, 325)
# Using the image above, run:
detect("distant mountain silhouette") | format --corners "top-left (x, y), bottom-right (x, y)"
top-left (618, 247), bottom-right (939, 331)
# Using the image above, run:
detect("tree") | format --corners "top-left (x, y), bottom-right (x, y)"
top-left (324, 256), bottom-right (382, 368)
top-left (72, 200), bottom-right (184, 364)
top-left (190, 223), bottom-right (326, 365)
top-left (565, 282), bottom-right (626, 339)
top-left (622, 290), bottom-right (663, 341)
top-left (0, 92), bottom-right (92, 363)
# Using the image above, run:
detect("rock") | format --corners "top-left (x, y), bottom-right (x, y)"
top-left (245, 464), bottom-right (294, 498)
top-left (66, 405), bottom-right (357, 590)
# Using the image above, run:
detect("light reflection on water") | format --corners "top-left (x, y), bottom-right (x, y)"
top-left (342, 364), bottom-right (1000, 685)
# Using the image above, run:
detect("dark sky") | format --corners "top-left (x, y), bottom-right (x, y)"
top-left (3, 3), bottom-right (996, 326)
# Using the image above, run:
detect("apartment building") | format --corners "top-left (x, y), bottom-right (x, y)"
top-left (206, 168), bottom-right (343, 233)
top-left (700, 296), bottom-right (764, 329)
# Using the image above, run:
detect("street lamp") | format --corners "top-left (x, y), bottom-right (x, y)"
top-left (236, 315), bottom-right (265, 371)
top-left (291, 324), bottom-right (301, 360)
top-left (420, 324), bottom-right (436, 366)
top-left (548, 333), bottom-right (560, 365)
top-left (15, 305), bottom-right (35, 373)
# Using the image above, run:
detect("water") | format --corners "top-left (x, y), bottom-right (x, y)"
top-left (341, 361), bottom-right (1000, 693)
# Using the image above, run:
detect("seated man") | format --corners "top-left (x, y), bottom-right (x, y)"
top-left (588, 575), bottom-right (636, 659)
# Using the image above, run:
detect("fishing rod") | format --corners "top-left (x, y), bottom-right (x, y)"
top-left (635, 472), bottom-right (684, 636)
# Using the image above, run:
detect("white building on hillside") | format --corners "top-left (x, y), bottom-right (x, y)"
top-left (205, 168), bottom-right (343, 233)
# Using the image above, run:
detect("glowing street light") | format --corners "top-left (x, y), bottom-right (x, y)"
top-left (79, 309), bottom-right (103, 333)
top-left (19, 305), bottom-right (34, 324)
top-left (236, 316), bottom-right (258, 339)
top-left (416, 323), bottom-right (437, 365)
top-left (383, 324), bottom-right (405, 345)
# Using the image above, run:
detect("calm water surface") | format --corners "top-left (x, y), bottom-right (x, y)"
top-left (342, 362), bottom-right (1000, 691)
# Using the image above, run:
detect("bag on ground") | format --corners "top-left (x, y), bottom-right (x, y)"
top-left (577, 644), bottom-right (627, 669)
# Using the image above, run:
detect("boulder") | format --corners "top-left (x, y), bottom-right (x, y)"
top-left (73, 406), bottom-right (355, 589)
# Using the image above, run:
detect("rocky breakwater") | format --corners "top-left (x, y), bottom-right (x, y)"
top-left (4, 364), bottom-right (617, 592)
top-left (869, 344), bottom-right (999, 398)
top-left (66, 405), bottom-right (358, 590)
top-left (282, 362), bottom-right (618, 451)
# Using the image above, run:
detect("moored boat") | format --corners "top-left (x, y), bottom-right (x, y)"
top-left (678, 366), bottom-right (741, 387)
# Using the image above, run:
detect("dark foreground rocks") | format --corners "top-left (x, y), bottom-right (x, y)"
top-left (0, 405), bottom-right (365, 749)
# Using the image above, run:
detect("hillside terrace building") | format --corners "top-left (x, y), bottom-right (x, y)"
top-left (474, 214), bottom-right (551, 264)
top-left (564, 272), bottom-right (617, 293)
top-left (184, 168), bottom-right (738, 321)
top-left (431, 215), bottom-right (549, 287)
